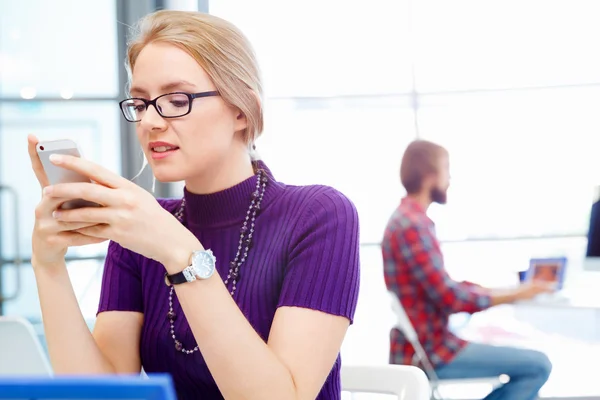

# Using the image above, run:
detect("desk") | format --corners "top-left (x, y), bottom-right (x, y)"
top-left (507, 294), bottom-right (600, 399)
top-left (517, 292), bottom-right (600, 310)
top-left (514, 289), bottom-right (600, 341)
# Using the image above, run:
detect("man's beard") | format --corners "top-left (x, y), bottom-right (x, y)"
top-left (431, 187), bottom-right (447, 204)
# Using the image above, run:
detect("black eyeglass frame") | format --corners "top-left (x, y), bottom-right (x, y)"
top-left (119, 90), bottom-right (220, 122)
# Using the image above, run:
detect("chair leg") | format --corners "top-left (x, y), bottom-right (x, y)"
top-left (430, 385), bottom-right (445, 400)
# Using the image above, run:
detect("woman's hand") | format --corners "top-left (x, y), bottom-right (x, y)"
top-left (32, 193), bottom-right (108, 268)
top-left (43, 153), bottom-right (202, 269)
top-left (27, 135), bottom-right (106, 269)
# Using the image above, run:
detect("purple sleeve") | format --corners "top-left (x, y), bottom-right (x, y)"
top-left (277, 187), bottom-right (360, 323)
top-left (97, 240), bottom-right (143, 314)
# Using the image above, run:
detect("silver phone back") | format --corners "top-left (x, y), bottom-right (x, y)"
top-left (37, 141), bottom-right (97, 209)
top-left (37, 145), bottom-right (89, 186)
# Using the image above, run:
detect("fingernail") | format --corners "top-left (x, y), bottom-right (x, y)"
top-left (52, 211), bottom-right (61, 219)
top-left (49, 154), bottom-right (63, 163)
top-left (43, 186), bottom-right (53, 195)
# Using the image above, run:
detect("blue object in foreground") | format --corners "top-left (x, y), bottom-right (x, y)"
top-left (0, 373), bottom-right (176, 400)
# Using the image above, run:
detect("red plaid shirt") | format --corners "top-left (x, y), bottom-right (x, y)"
top-left (382, 197), bottom-right (492, 367)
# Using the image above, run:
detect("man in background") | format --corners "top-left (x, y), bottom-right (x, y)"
top-left (382, 139), bottom-right (553, 400)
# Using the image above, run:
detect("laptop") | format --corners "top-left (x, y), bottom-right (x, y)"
top-left (523, 257), bottom-right (569, 302)
top-left (0, 374), bottom-right (176, 400)
top-left (525, 257), bottom-right (567, 289)
top-left (0, 316), bottom-right (52, 376)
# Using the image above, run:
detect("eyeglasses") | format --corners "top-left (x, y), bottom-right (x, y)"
top-left (119, 91), bottom-right (220, 122)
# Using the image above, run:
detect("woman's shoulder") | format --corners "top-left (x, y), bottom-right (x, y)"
top-left (269, 183), bottom-right (359, 240)
top-left (277, 183), bottom-right (357, 218)
top-left (259, 161), bottom-right (356, 215)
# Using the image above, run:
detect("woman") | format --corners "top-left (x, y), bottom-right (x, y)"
top-left (27, 10), bottom-right (360, 400)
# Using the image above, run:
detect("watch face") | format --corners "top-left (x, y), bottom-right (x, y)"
top-left (192, 250), bottom-right (216, 279)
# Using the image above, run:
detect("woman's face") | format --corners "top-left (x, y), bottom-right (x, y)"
top-left (129, 42), bottom-right (247, 186)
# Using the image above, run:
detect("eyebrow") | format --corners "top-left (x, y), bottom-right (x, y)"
top-left (129, 80), bottom-right (198, 96)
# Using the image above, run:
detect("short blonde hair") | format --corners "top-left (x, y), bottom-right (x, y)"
top-left (400, 140), bottom-right (448, 194)
top-left (126, 10), bottom-right (263, 148)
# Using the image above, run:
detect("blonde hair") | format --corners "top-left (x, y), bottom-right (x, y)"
top-left (126, 10), bottom-right (264, 149)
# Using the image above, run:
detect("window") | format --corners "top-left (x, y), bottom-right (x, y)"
top-left (419, 87), bottom-right (600, 240)
top-left (210, 0), bottom-right (413, 97)
top-left (0, 101), bottom-right (121, 259)
top-left (440, 237), bottom-right (588, 283)
top-left (0, 101), bottom-right (121, 319)
top-left (412, 0), bottom-right (600, 92)
top-left (0, 0), bottom-right (120, 319)
top-left (0, 0), bottom-right (118, 98)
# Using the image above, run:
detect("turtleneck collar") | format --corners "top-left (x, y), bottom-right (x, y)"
top-left (182, 160), bottom-right (282, 229)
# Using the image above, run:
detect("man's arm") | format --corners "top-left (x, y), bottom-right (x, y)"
top-left (391, 220), bottom-right (553, 311)
top-left (462, 280), bottom-right (551, 306)
top-left (461, 280), bottom-right (483, 289)
top-left (461, 281), bottom-right (519, 304)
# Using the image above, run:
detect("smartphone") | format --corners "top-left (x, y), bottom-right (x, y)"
top-left (36, 139), bottom-right (100, 210)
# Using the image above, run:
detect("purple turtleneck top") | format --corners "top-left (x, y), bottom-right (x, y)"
top-left (97, 162), bottom-right (360, 399)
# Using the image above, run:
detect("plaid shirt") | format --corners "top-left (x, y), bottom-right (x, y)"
top-left (382, 197), bottom-right (492, 367)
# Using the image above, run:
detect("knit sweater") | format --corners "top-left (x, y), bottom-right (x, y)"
top-left (98, 161), bottom-right (360, 399)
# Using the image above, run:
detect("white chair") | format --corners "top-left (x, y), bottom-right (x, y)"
top-left (341, 364), bottom-right (431, 400)
top-left (0, 316), bottom-right (52, 376)
top-left (388, 291), bottom-right (507, 400)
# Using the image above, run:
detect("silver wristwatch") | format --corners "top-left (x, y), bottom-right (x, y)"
top-left (165, 249), bottom-right (216, 286)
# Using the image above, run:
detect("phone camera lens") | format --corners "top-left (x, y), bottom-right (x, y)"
top-left (39, 146), bottom-right (45, 151)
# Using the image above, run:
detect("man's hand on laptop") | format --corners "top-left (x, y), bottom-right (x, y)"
top-left (515, 281), bottom-right (557, 300)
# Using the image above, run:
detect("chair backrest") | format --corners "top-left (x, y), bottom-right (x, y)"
top-left (387, 291), bottom-right (440, 381)
top-left (341, 364), bottom-right (430, 400)
top-left (388, 291), bottom-right (419, 342)
top-left (0, 316), bottom-right (52, 376)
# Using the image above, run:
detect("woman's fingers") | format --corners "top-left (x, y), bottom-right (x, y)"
top-left (48, 153), bottom-right (131, 189)
top-left (56, 220), bottom-right (104, 232)
top-left (35, 195), bottom-right (70, 221)
top-left (35, 195), bottom-right (101, 233)
top-left (53, 206), bottom-right (113, 225)
top-left (44, 182), bottom-right (114, 207)
top-left (36, 214), bottom-right (100, 236)
top-left (57, 231), bottom-right (108, 247)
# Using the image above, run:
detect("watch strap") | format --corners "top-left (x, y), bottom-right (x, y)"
top-left (164, 270), bottom-right (189, 286)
